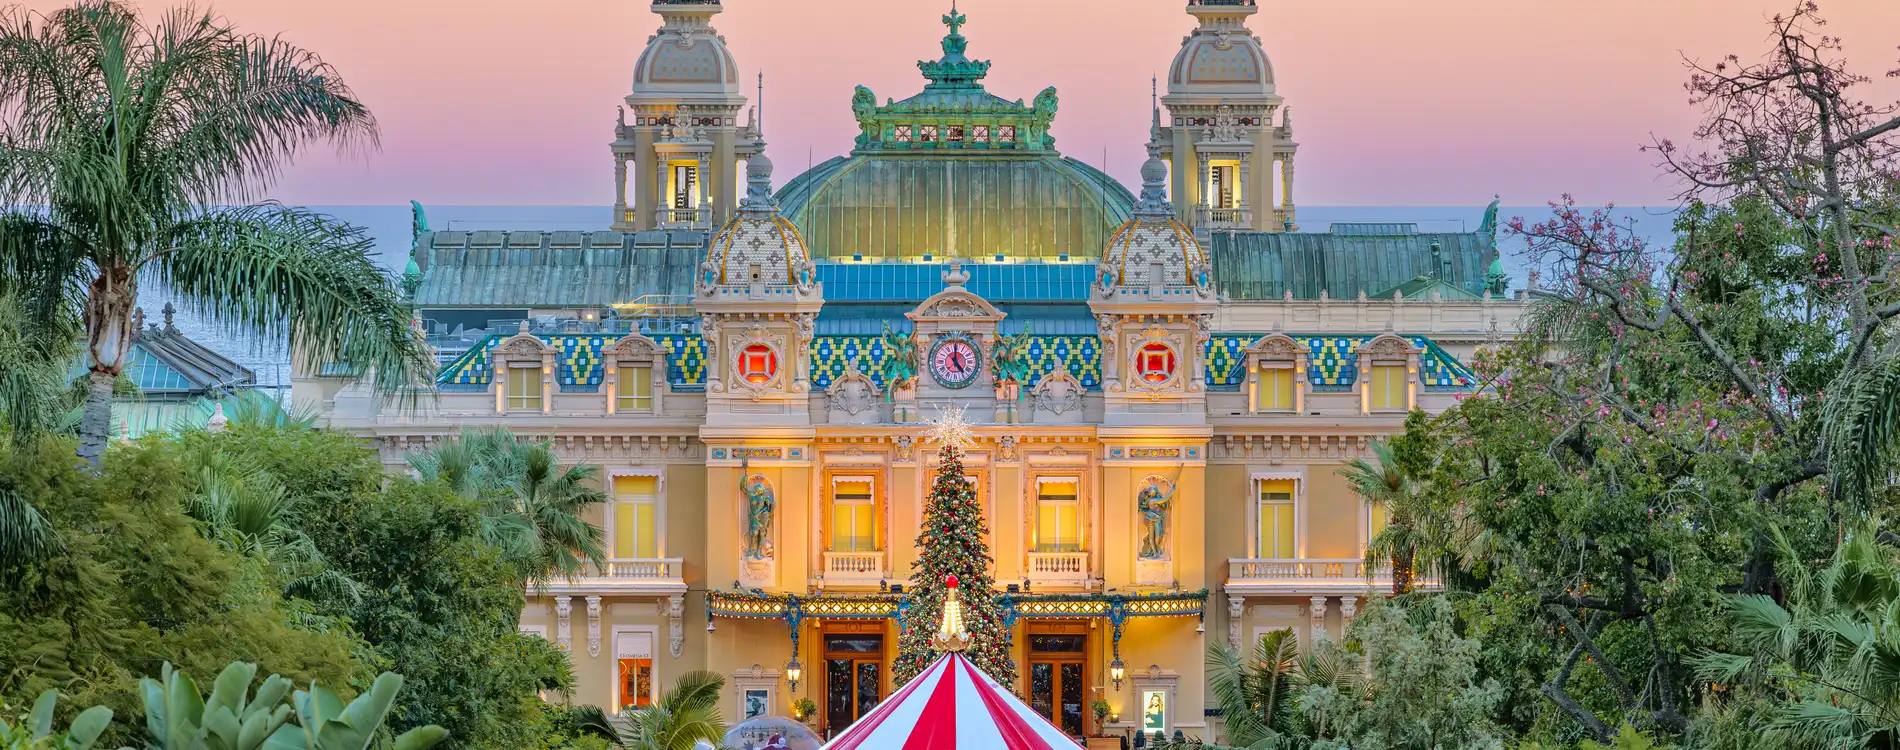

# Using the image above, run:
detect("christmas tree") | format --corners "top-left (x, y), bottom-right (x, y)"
top-left (892, 406), bottom-right (1018, 686)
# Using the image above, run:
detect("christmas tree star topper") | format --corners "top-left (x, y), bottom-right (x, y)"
top-left (925, 403), bottom-right (976, 450)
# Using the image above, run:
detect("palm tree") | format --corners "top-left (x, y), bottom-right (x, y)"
top-left (409, 426), bottom-right (608, 582)
top-left (1206, 628), bottom-right (1302, 746)
top-left (617, 670), bottom-right (727, 750)
top-left (1339, 441), bottom-right (1416, 595)
top-left (0, 1), bottom-right (432, 466)
top-left (1204, 629), bottom-right (1365, 748)
top-left (1692, 527), bottom-right (1900, 746)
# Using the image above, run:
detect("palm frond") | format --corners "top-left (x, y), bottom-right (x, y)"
top-left (1823, 351), bottom-right (1900, 511)
top-left (152, 205), bottom-right (432, 400)
top-left (0, 486), bottom-right (57, 570)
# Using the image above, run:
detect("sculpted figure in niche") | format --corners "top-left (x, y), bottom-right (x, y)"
top-left (740, 458), bottom-right (775, 560)
top-left (1138, 467), bottom-right (1183, 560)
top-left (991, 324), bottom-right (1033, 388)
top-left (881, 322), bottom-right (920, 392)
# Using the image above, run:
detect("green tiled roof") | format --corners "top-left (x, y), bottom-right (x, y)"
top-left (414, 230), bottom-right (704, 308)
top-left (776, 155), bottom-right (1135, 262)
top-left (434, 331), bottom-right (1473, 393)
top-left (1210, 229), bottom-right (1496, 301)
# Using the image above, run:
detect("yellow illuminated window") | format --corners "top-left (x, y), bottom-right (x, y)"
top-left (831, 479), bottom-right (876, 552)
top-left (619, 658), bottom-right (652, 709)
top-left (506, 366), bottom-right (541, 411)
top-left (618, 365), bottom-right (654, 411)
top-left (1257, 479), bottom-right (1295, 559)
top-left (1256, 366), bottom-right (1295, 411)
top-left (1369, 365), bottom-right (1407, 410)
top-left (1035, 479), bottom-right (1080, 553)
top-left (1368, 501), bottom-right (1388, 547)
top-left (614, 476), bottom-right (658, 559)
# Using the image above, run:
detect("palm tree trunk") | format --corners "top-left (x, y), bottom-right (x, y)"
top-left (77, 267), bottom-right (136, 466)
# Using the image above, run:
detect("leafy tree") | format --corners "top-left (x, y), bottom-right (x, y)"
top-left (407, 427), bottom-right (607, 582)
top-left (0, 436), bottom-right (363, 746)
top-left (1330, 597), bottom-right (1506, 750)
top-left (0, 0), bottom-right (432, 465)
top-left (300, 473), bottom-right (573, 749)
top-left (615, 671), bottom-right (726, 750)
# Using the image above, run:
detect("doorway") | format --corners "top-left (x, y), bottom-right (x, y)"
top-left (1026, 625), bottom-right (1090, 737)
top-left (822, 626), bottom-right (885, 736)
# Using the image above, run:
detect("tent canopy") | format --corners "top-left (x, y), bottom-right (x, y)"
top-left (820, 652), bottom-right (1076, 750)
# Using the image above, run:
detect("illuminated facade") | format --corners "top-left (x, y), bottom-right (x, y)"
top-left (305, 0), bottom-right (1528, 741)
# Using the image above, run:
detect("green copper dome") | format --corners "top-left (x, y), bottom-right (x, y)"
top-left (773, 4), bottom-right (1135, 261)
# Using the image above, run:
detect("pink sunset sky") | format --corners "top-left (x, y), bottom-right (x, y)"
top-left (22, 0), bottom-right (1900, 207)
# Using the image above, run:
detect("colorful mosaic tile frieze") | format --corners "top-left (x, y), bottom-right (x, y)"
top-left (436, 333), bottom-right (707, 388)
top-left (1201, 334), bottom-right (1475, 391)
top-left (437, 331), bottom-right (1471, 392)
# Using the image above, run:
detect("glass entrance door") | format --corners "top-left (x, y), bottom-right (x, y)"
top-left (1027, 632), bottom-right (1087, 736)
top-left (823, 633), bottom-right (884, 735)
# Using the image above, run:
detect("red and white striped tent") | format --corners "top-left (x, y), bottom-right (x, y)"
top-left (818, 651), bottom-right (1077, 750)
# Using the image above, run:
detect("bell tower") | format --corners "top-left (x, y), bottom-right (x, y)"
top-left (1158, 0), bottom-right (1299, 233)
top-left (612, 1), bottom-right (762, 231)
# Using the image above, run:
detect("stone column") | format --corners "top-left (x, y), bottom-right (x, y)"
top-left (696, 152), bottom-right (713, 228)
top-left (614, 154), bottom-right (630, 227)
top-left (632, 129), bottom-right (657, 232)
top-left (1309, 595), bottom-right (1329, 641)
top-left (1282, 155), bottom-right (1297, 229)
top-left (1171, 125), bottom-right (1196, 225)
top-left (555, 596), bottom-right (574, 651)
top-left (1237, 157), bottom-right (1252, 222)
top-left (1340, 596), bottom-right (1359, 629)
top-left (1228, 594), bottom-right (1246, 650)
top-left (712, 128), bottom-right (736, 224)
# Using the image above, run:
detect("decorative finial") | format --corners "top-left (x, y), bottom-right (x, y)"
top-left (925, 403), bottom-right (976, 451)
top-left (133, 306), bottom-right (146, 332)
top-left (161, 302), bottom-right (176, 331)
top-left (932, 574), bottom-right (972, 652)
top-left (740, 152), bottom-right (777, 216)
top-left (206, 402), bottom-right (228, 433)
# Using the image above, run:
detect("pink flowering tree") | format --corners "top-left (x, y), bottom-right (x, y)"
top-left (1393, 4), bottom-right (1900, 743)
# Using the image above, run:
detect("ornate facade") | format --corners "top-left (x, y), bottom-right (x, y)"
top-left (303, 0), bottom-right (1529, 741)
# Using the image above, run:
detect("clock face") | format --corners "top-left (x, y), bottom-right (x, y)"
top-left (929, 338), bottom-right (982, 389)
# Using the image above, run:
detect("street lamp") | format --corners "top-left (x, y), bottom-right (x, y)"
top-left (786, 657), bottom-right (804, 692)
top-left (1109, 656), bottom-right (1126, 691)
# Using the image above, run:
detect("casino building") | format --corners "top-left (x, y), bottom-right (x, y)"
top-left (305, 0), bottom-right (1529, 741)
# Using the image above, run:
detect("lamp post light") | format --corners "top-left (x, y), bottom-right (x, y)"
top-left (786, 657), bottom-right (804, 692)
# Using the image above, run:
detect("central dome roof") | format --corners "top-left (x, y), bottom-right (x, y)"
top-left (772, 4), bottom-right (1135, 262)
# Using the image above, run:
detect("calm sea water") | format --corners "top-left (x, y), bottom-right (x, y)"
top-left (138, 204), bottom-right (1683, 389)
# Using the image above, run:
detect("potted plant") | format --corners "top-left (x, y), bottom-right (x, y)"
top-left (1087, 697), bottom-right (1119, 749)
top-left (792, 697), bottom-right (818, 727)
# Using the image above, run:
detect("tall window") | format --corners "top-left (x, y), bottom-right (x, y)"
top-left (506, 366), bottom-right (541, 412)
top-left (617, 631), bottom-right (655, 710)
top-left (831, 478), bottom-right (876, 552)
top-left (1256, 365), bottom-right (1295, 411)
top-left (1211, 164), bottom-right (1238, 209)
top-left (618, 365), bottom-right (654, 411)
top-left (1035, 478), bottom-right (1081, 553)
top-left (670, 164), bottom-right (697, 210)
top-left (614, 476), bottom-right (658, 559)
top-left (1256, 479), bottom-right (1295, 559)
top-left (1368, 365), bottom-right (1406, 410)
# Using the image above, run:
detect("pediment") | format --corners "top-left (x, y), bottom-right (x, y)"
top-left (906, 287), bottom-right (1006, 324)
